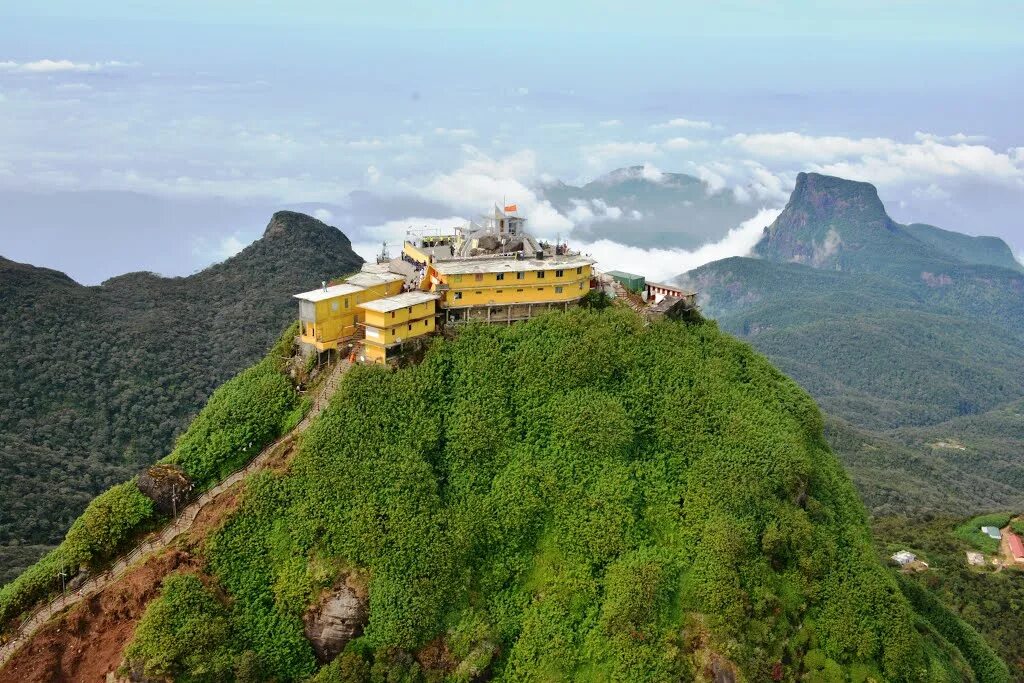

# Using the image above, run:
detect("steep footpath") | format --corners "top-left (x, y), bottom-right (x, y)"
top-left (0, 359), bottom-right (351, 674)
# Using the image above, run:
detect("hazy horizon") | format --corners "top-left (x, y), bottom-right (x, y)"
top-left (1, 1), bottom-right (1022, 283)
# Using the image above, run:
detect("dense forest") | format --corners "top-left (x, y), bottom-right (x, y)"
top-left (0, 211), bottom-right (362, 582)
top-left (115, 308), bottom-right (1005, 681)
top-left (680, 173), bottom-right (1024, 516)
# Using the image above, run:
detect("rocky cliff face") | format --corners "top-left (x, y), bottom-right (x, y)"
top-left (303, 576), bottom-right (369, 663)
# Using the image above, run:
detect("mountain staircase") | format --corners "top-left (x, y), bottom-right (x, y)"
top-left (0, 358), bottom-right (352, 669)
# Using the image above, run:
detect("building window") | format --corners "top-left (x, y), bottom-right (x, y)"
top-left (424, 319), bottom-right (429, 326)
top-left (555, 269), bottom-right (564, 277)
top-left (555, 286), bottom-right (563, 294)
top-left (408, 324), bottom-right (413, 331)
top-left (475, 273), bottom-right (484, 282)
top-left (454, 274), bottom-right (463, 283)
top-left (576, 267), bottom-right (583, 274)
top-left (536, 270), bottom-right (545, 279)
top-left (454, 291), bottom-right (463, 300)
top-left (344, 298), bottom-right (349, 308)
top-left (475, 291), bottom-right (482, 295)
top-left (496, 289), bottom-right (503, 294)
top-left (407, 307), bottom-right (412, 313)
top-left (579, 282), bottom-right (584, 289)
top-left (537, 287), bottom-right (545, 291)
top-left (391, 311), bottom-right (396, 318)
top-left (517, 288), bottom-right (524, 292)
top-left (517, 272), bottom-right (525, 280)
top-left (496, 272), bottom-right (505, 281)
top-left (330, 301), bottom-right (340, 312)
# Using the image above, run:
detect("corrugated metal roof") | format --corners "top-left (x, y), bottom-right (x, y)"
top-left (605, 270), bottom-right (644, 280)
top-left (293, 283), bottom-right (364, 302)
top-left (1009, 532), bottom-right (1024, 559)
top-left (358, 291), bottom-right (440, 313)
top-left (431, 255), bottom-right (593, 275)
top-left (982, 526), bottom-right (1002, 540)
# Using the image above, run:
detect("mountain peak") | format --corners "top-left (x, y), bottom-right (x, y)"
top-left (263, 210), bottom-right (334, 239)
top-left (755, 172), bottom-right (902, 270)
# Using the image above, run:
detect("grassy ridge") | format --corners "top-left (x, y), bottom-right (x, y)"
top-left (125, 309), bottom-right (1006, 681)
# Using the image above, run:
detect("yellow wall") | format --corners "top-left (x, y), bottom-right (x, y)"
top-left (429, 264), bottom-right (592, 308)
top-left (362, 299), bottom-right (436, 328)
top-left (297, 279), bottom-right (403, 351)
top-left (364, 314), bottom-right (436, 348)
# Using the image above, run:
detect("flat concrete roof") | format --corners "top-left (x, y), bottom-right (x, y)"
top-left (345, 272), bottom-right (405, 287)
top-left (431, 254), bottom-right (594, 276)
top-left (358, 291), bottom-right (439, 313)
top-left (293, 283), bottom-right (364, 302)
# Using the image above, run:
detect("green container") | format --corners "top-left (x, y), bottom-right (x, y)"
top-left (606, 270), bottom-right (646, 293)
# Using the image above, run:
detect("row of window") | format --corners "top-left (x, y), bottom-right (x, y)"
top-left (454, 266), bottom-right (585, 283)
top-left (453, 282), bottom-right (584, 300)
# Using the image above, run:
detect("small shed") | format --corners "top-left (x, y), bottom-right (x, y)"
top-left (891, 550), bottom-right (917, 566)
top-left (981, 526), bottom-right (1002, 540)
top-left (966, 551), bottom-right (985, 567)
top-left (605, 270), bottom-right (646, 293)
top-left (1008, 532), bottom-right (1024, 563)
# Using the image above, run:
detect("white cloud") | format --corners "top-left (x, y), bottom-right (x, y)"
top-left (581, 141), bottom-right (661, 169)
top-left (652, 117), bottom-right (714, 130)
top-left (349, 215), bottom-right (466, 262)
top-left (572, 208), bottom-right (782, 281)
top-left (566, 198), bottom-right (627, 224)
top-left (598, 119), bottom-right (622, 127)
top-left (694, 164), bottom-right (727, 194)
top-left (0, 59), bottom-right (137, 73)
top-left (640, 163), bottom-right (665, 183)
top-left (728, 131), bottom-right (1024, 187)
top-left (912, 183), bottom-right (952, 201)
top-left (55, 82), bottom-right (92, 91)
top-left (409, 148), bottom-right (573, 233)
top-left (664, 137), bottom-right (699, 150)
top-left (313, 208), bottom-right (334, 222)
top-left (365, 165), bottom-right (381, 185)
top-left (434, 127), bottom-right (477, 138)
top-left (914, 131), bottom-right (988, 144)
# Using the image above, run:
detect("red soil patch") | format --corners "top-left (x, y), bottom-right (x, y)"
top-left (0, 549), bottom-right (198, 683)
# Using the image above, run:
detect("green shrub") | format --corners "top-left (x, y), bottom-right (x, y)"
top-left (123, 573), bottom-right (235, 681)
top-left (163, 358), bottom-right (297, 487)
top-left (0, 480), bottom-right (154, 627)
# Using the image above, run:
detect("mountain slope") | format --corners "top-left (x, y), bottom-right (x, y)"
top-left (678, 173), bottom-right (1024, 515)
top-left (4, 308), bottom-right (1003, 681)
top-left (0, 211), bottom-right (362, 581)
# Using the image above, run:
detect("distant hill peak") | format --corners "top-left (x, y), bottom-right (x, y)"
top-left (262, 210), bottom-right (336, 239)
top-left (756, 172), bottom-right (1023, 275)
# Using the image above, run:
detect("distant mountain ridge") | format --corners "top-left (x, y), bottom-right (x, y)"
top-left (756, 172), bottom-right (1023, 275)
top-left (542, 165), bottom-right (758, 249)
top-left (678, 172), bottom-right (1024, 516)
top-left (0, 211), bottom-right (362, 582)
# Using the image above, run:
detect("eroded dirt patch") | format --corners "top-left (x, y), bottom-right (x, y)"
top-left (0, 549), bottom-right (198, 683)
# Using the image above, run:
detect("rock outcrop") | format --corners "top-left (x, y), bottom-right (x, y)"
top-left (303, 577), bottom-right (369, 663)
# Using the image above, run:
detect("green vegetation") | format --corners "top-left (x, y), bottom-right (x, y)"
top-left (124, 309), bottom-right (1004, 681)
top-left (954, 513), bottom-right (1014, 554)
top-left (0, 326), bottom-right (302, 632)
top-left (683, 174), bottom-right (1024, 517)
top-left (0, 210), bottom-right (363, 579)
top-left (0, 480), bottom-right (154, 627)
top-left (123, 573), bottom-right (235, 681)
top-left (874, 516), bottom-right (1024, 682)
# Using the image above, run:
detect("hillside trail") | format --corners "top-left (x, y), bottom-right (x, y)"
top-left (0, 358), bottom-right (351, 670)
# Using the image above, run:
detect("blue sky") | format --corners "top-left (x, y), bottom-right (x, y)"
top-left (1, 1), bottom-right (1022, 282)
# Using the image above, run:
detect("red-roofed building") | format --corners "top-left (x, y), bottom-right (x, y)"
top-left (1008, 531), bottom-right (1024, 563)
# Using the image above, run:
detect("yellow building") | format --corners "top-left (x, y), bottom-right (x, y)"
top-left (420, 255), bottom-right (594, 323)
top-left (358, 291), bottom-right (440, 364)
top-left (294, 271), bottom-right (404, 352)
